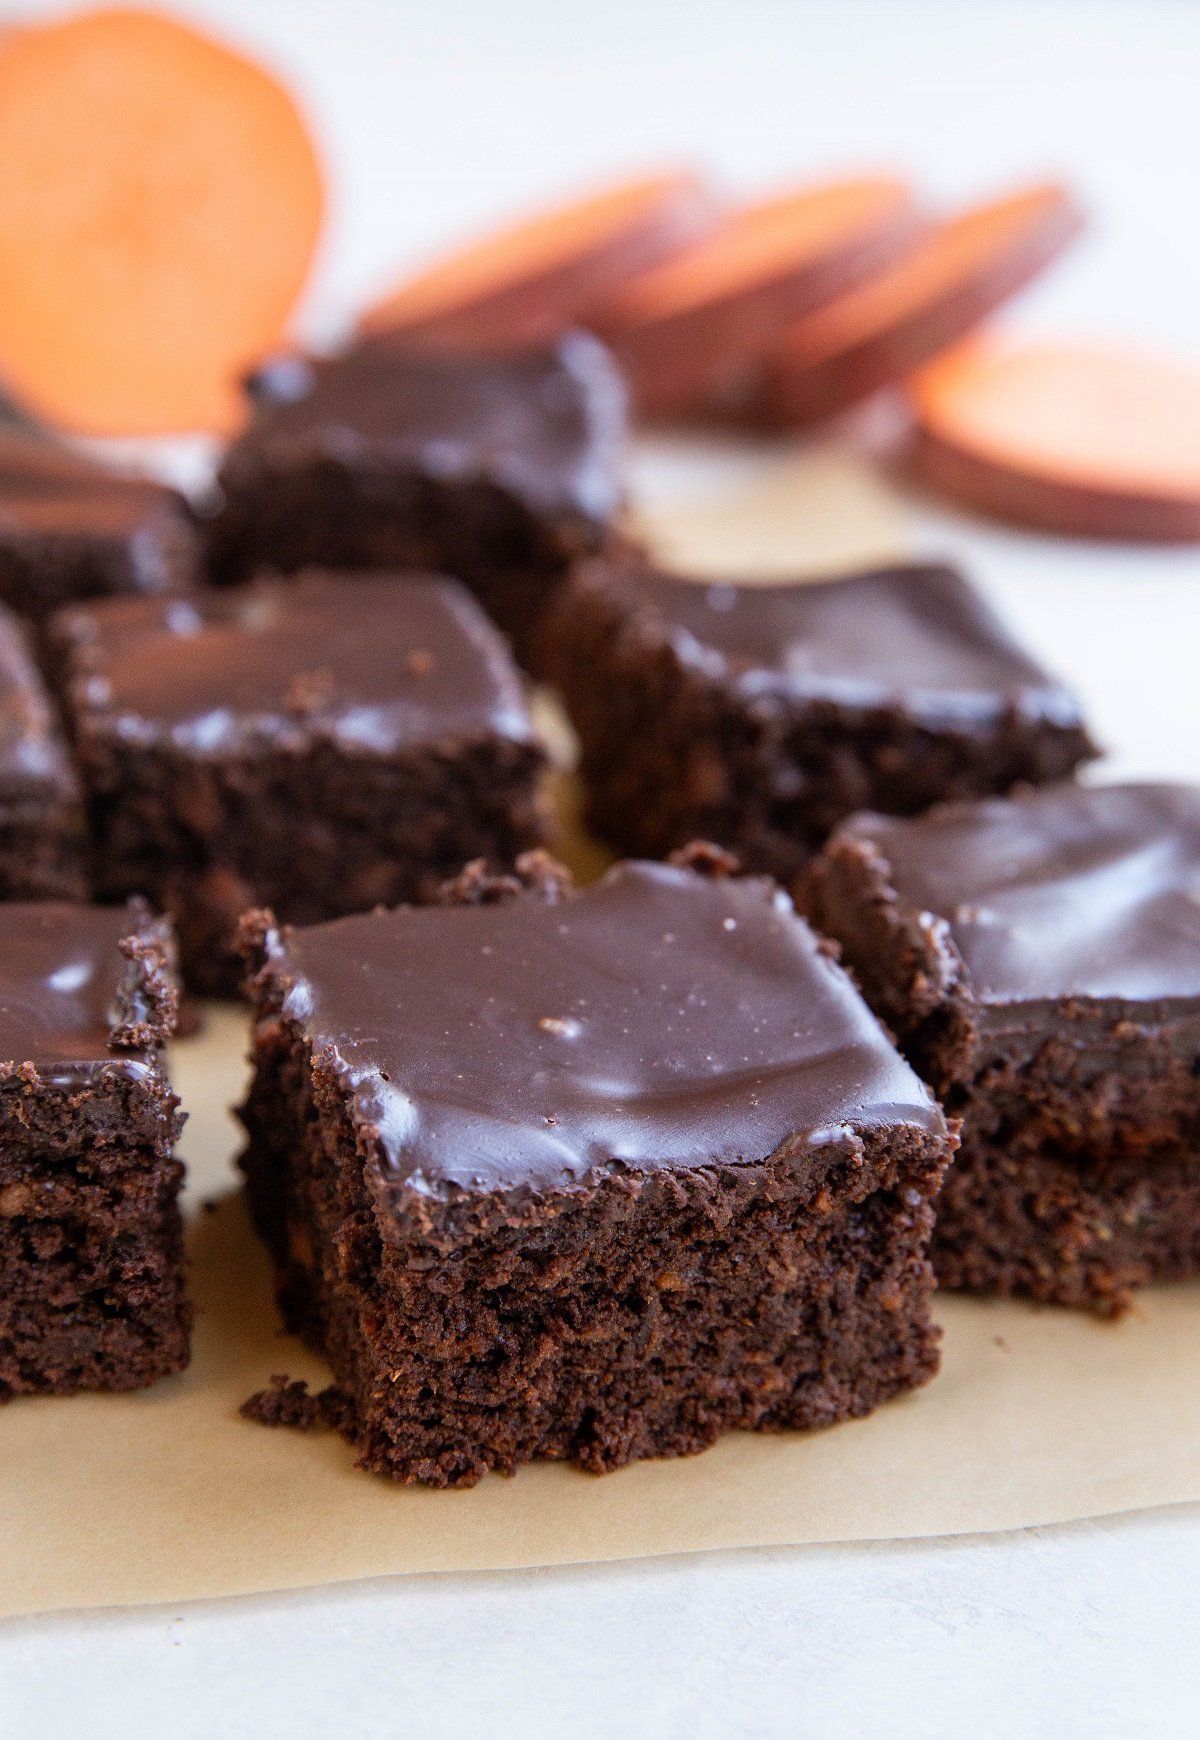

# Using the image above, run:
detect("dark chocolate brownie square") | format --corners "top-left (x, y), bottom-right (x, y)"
top-left (50, 571), bottom-right (549, 996)
top-left (207, 333), bottom-right (627, 658)
top-left (804, 782), bottom-right (1200, 1313)
top-left (0, 429), bottom-right (199, 623)
top-left (541, 559), bottom-right (1098, 880)
top-left (0, 601), bottom-right (85, 899)
top-left (0, 900), bottom-right (189, 1397)
top-left (237, 848), bottom-right (953, 1487)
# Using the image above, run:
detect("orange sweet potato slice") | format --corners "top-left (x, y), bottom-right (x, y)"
top-left (909, 339), bottom-right (1200, 540)
top-left (757, 183), bottom-right (1083, 428)
top-left (359, 170), bottom-right (718, 349)
top-left (593, 176), bottom-right (921, 417)
top-left (0, 7), bottom-right (324, 435)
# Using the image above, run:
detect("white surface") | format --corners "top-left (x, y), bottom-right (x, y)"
top-left (4, 1510), bottom-right (1200, 1740)
top-left (3, 2), bottom-right (1200, 1734)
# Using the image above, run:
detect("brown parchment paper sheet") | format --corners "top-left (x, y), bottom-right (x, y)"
top-left (2, 447), bottom-right (1198, 1620)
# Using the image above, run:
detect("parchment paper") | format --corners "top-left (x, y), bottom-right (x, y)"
top-left (2, 447), bottom-right (1197, 1620)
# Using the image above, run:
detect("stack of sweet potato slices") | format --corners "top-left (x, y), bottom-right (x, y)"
top-left (364, 173), bottom-right (1084, 427)
top-left (359, 170), bottom-right (719, 352)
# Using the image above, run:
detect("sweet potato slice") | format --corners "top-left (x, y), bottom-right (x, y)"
top-left (757, 183), bottom-right (1083, 428)
top-left (359, 170), bottom-right (718, 349)
top-left (593, 176), bottom-right (921, 417)
top-left (0, 7), bottom-right (324, 435)
top-left (909, 339), bottom-right (1200, 540)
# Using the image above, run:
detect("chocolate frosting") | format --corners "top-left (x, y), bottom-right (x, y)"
top-left (0, 902), bottom-right (171, 1080)
top-left (222, 332), bottom-right (627, 529)
top-left (59, 571), bottom-right (536, 756)
top-left (255, 859), bottom-right (943, 1195)
top-left (0, 604), bottom-right (77, 802)
top-left (0, 429), bottom-right (188, 566)
top-left (842, 782), bottom-right (1200, 1005)
top-left (581, 561), bottom-right (1088, 730)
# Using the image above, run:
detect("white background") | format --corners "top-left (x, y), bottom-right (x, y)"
top-left (3, 2), bottom-right (1200, 1734)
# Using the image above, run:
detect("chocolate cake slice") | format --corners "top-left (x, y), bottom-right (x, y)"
top-left (0, 901), bottom-right (190, 1397)
top-left (542, 558), bottom-right (1097, 879)
top-left (0, 600), bottom-right (84, 898)
top-left (208, 333), bottom-right (627, 658)
top-left (0, 429), bottom-right (198, 623)
top-left (804, 782), bottom-right (1200, 1312)
top-left (49, 570), bottom-right (548, 994)
top-left (238, 849), bottom-right (953, 1486)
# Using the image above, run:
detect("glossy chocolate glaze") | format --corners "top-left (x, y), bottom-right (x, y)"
top-left (0, 430), bottom-right (190, 584)
top-left (221, 332), bottom-right (626, 529)
top-left (0, 902), bottom-right (171, 1078)
top-left (254, 859), bottom-right (943, 1195)
top-left (59, 571), bottom-right (536, 756)
top-left (581, 560), bottom-right (1090, 731)
top-left (0, 604), bottom-right (77, 802)
top-left (0, 430), bottom-right (114, 490)
top-left (841, 783), bottom-right (1200, 1006)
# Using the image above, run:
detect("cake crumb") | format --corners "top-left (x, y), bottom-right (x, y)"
top-left (240, 1373), bottom-right (354, 1434)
